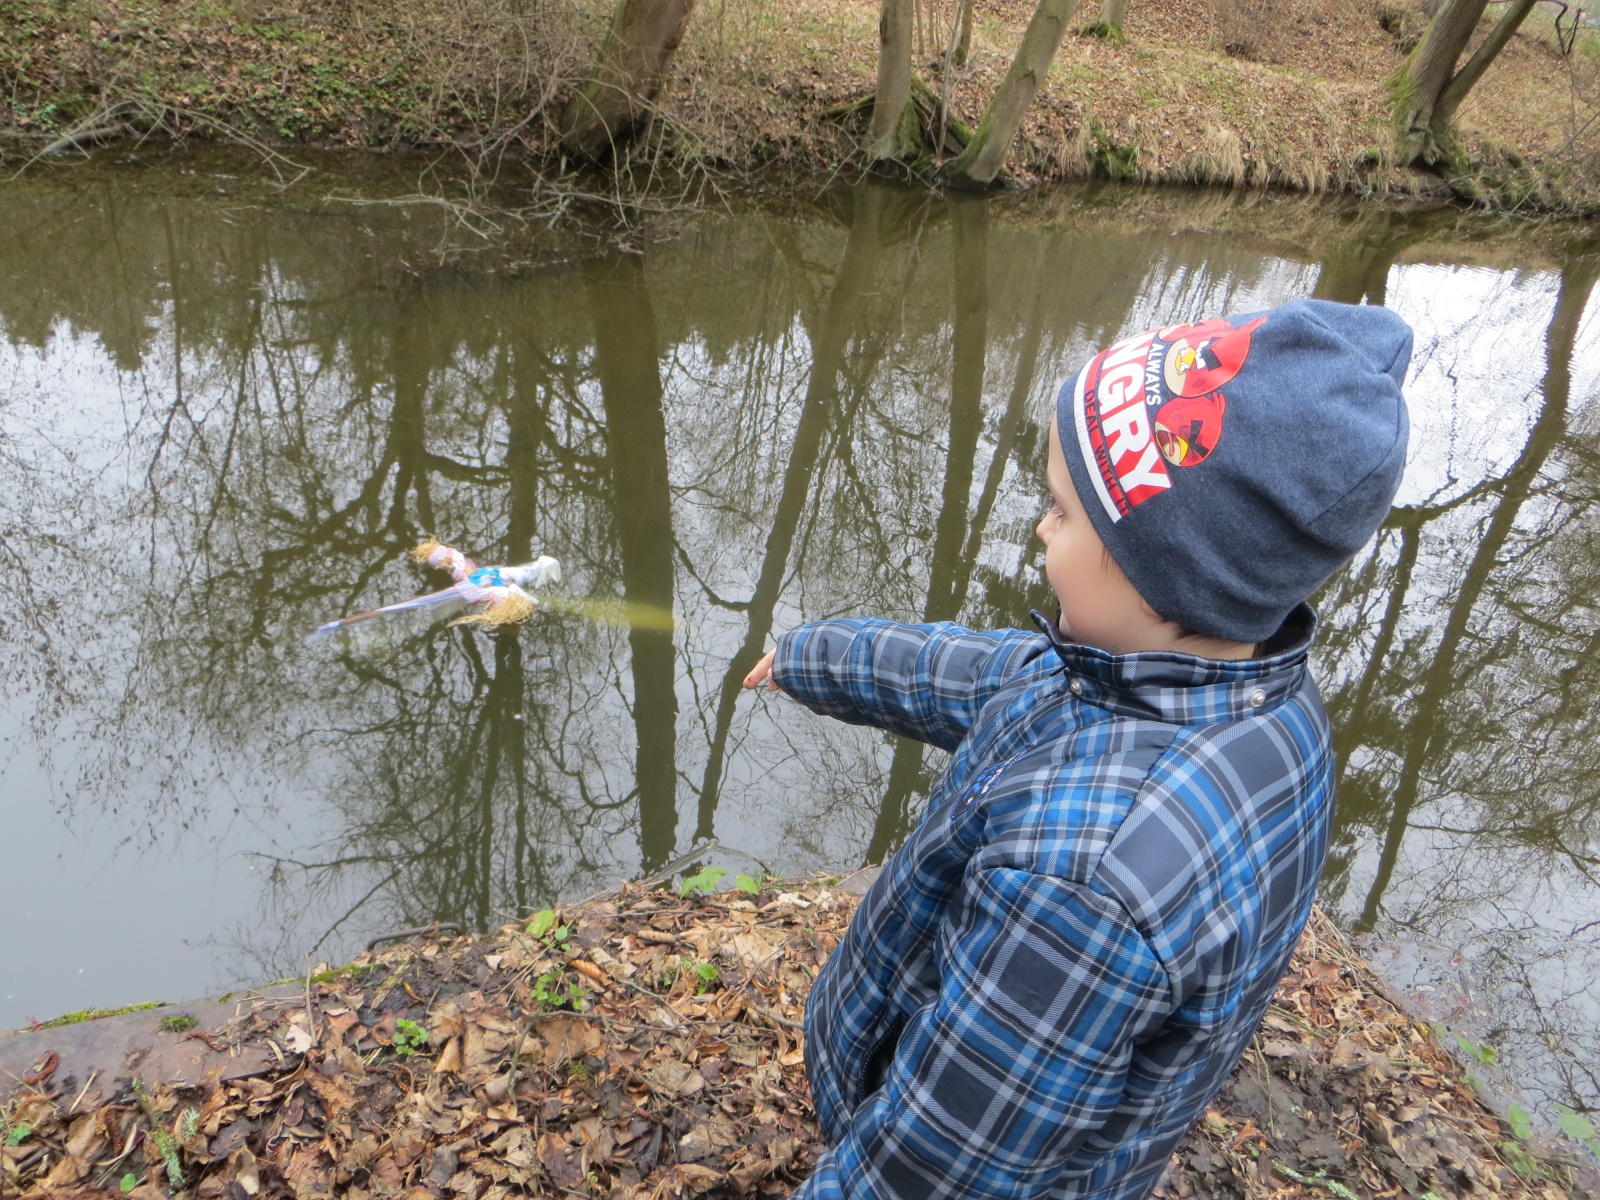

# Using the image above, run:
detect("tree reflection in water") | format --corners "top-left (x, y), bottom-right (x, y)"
top-left (0, 177), bottom-right (1597, 1123)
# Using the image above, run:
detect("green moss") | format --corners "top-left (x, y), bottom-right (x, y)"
top-left (1078, 18), bottom-right (1124, 44)
top-left (158, 1013), bottom-right (199, 1033)
top-left (266, 963), bottom-right (360, 988)
top-left (1085, 117), bottom-right (1138, 181)
top-left (36, 1001), bottom-right (164, 1029)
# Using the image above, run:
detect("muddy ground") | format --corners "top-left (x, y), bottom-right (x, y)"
top-left (2, 877), bottom-right (1596, 1199)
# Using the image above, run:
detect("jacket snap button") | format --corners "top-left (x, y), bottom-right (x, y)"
top-left (1248, 687), bottom-right (1266, 708)
top-left (1068, 677), bottom-right (1084, 697)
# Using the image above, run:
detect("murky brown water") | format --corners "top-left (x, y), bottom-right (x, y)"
top-left (1, 150), bottom-right (1597, 1139)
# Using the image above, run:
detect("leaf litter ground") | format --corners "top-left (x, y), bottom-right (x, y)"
top-left (3, 883), bottom-right (1595, 1200)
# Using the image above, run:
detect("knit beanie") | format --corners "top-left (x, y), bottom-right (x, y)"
top-left (1055, 298), bottom-right (1412, 644)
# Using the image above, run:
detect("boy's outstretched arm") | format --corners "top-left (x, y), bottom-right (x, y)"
top-left (746, 620), bottom-right (1045, 752)
top-left (797, 866), bottom-right (1173, 1200)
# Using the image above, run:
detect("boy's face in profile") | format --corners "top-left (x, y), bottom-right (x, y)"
top-left (1038, 421), bottom-right (1252, 661)
top-left (1038, 421), bottom-right (1155, 655)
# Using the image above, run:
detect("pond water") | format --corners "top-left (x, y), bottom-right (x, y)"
top-left (1, 154), bottom-right (1597, 1136)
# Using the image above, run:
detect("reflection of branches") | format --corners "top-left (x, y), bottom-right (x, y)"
top-left (1351, 260), bottom-right (1594, 932)
top-left (866, 198), bottom-right (990, 864)
top-left (1306, 250), bottom-right (1600, 1125)
top-left (693, 186), bottom-right (895, 841)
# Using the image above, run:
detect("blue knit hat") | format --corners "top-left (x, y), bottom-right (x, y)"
top-left (1055, 298), bottom-right (1412, 644)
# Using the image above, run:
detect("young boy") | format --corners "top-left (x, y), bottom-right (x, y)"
top-left (742, 299), bottom-right (1412, 1200)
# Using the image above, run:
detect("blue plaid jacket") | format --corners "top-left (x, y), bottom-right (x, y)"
top-left (774, 608), bottom-right (1333, 1200)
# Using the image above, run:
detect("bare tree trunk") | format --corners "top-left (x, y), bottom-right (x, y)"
top-left (953, 0), bottom-right (975, 64)
top-left (866, 0), bottom-right (918, 160)
top-left (1101, 0), bottom-right (1128, 27)
top-left (1391, 0), bottom-right (1531, 167)
top-left (940, 0), bottom-right (1081, 187)
top-left (1394, 0), bottom-right (1487, 165)
top-left (560, 0), bottom-right (698, 162)
top-left (1432, 0), bottom-right (1536, 131)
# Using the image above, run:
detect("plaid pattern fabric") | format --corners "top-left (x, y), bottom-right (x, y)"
top-left (774, 607), bottom-right (1333, 1200)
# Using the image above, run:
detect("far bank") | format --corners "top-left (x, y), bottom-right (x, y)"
top-left (2, 0), bottom-right (1598, 212)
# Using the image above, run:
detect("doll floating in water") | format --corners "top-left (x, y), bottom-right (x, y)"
top-left (309, 540), bottom-right (562, 641)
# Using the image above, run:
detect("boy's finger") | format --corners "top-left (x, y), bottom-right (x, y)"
top-left (743, 650), bottom-right (777, 690)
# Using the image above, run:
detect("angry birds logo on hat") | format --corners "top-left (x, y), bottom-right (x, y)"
top-left (1159, 315), bottom-right (1267, 399)
top-left (1072, 311), bottom-right (1270, 522)
top-left (1153, 391), bottom-right (1226, 468)
top-left (1147, 314), bottom-right (1264, 468)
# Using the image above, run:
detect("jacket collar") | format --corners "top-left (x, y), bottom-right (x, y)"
top-left (1028, 605), bottom-right (1316, 726)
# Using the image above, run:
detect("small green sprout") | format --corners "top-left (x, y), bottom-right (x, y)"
top-left (679, 867), bottom-right (727, 897)
top-left (119, 1172), bottom-right (139, 1193)
top-left (692, 961), bottom-right (719, 993)
top-left (1498, 1139), bottom-right (1540, 1178)
top-left (1507, 1103), bottom-right (1534, 1141)
top-left (530, 968), bottom-right (587, 1012)
top-left (1555, 1103), bottom-right (1598, 1145)
top-left (1454, 1033), bottom-right (1499, 1066)
top-left (526, 908), bottom-right (556, 937)
top-left (5, 1122), bottom-right (32, 1147)
top-left (526, 908), bottom-right (569, 944)
top-left (734, 873), bottom-right (761, 895)
top-left (392, 1018), bottom-right (429, 1056)
top-left (1272, 1164), bottom-right (1362, 1200)
top-left (152, 1127), bottom-right (184, 1188)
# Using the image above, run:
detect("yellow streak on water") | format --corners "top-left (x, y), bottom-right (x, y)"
top-left (538, 594), bottom-right (676, 632)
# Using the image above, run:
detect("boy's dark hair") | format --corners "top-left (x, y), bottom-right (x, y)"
top-left (1099, 544), bottom-right (1255, 654)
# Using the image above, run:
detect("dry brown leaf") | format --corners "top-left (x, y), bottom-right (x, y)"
top-left (728, 930), bottom-right (782, 967)
top-left (538, 1130), bottom-right (584, 1189)
top-left (645, 1059), bottom-right (705, 1098)
top-left (436, 1036), bottom-right (463, 1074)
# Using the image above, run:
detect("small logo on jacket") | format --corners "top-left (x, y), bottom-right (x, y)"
top-left (1072, 314), bottom-right (1266, 521)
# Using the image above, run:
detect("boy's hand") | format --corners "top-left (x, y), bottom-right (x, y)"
top-left (743, 648), bottom-right (779, 691)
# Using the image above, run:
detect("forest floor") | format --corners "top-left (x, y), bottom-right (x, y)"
top-left (3, 877), bottom-right (1598, 1200)
top-left (1, 0), bottom-right (1598, 212)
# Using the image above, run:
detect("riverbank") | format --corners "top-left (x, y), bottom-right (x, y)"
top-left (1, 0), bottom-right (1597, 212)
top-left (3, 878), bottom-right (1595, 1199)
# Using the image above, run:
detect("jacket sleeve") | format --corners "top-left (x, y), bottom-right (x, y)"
top-left (770, 620), bottom-right (1045, 752)
top-left (792, 867), bottom-right (1173, 1200)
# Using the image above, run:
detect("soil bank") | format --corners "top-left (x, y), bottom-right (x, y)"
top-left (1, 0), bottom-right (1598, 212)
top-left (3, 878), bottom-right (1596, 1199)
